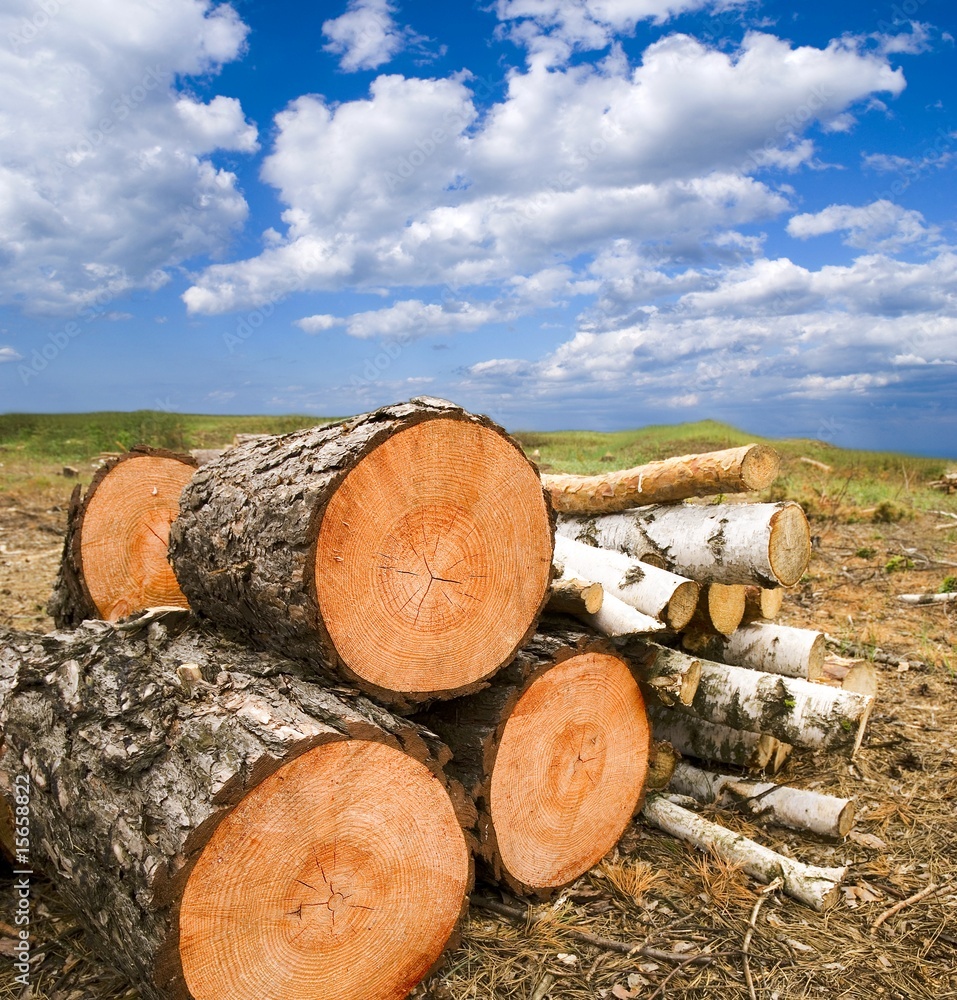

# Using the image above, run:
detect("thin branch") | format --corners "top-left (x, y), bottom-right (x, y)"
top-left (743, 877), bottom-right (782, 1000)
top-left (870, 883), bottom-right (941, 936)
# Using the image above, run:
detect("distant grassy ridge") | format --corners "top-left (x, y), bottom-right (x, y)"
top-left (1, 411), bottom-right (954, 514)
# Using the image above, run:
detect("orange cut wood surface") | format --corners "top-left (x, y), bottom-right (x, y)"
top-left (80, 455), bottom-right (194, 620)
top-left (179, 739), bottom-right (470, 1000)
top-left (489, 651), bottom-right (650, 889)
top-left (314, 417), bottom-right (553, 694)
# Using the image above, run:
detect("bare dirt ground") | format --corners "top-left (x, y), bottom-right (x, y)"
top-left (1, 475), bottom-right (955, 999)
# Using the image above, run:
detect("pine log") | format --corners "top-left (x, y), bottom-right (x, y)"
top-left (0, 616), bottom-right (472, 1000)
top-left (675, 658), bottom-right (874, 753)
top-left (554, 534), bottom-right (698, 629)
top-left (48, 447), bottom-right (197, 627)
top-left (543, 444), bottom-right (780, 513)
top-left (168, 398), bottom-right (554, 710)
top-left (547, 568), bottom-right (603, 616)
top-left (683, 623), bottom-right (825, 680)
top-left (741, 586), bottom-right (784, 622)
top-left (422, 622), bottom-right (651, 898)
top-left (668, 761), bottom-right (856, 837)
top-left (641, 794), bottom-right (846, 910)
top-left (687, 583), bottom-right (746, 635)
top-left (559, 501), bottom-right (810, 588)
top-left (614, 639), bottom-right (701, 706)
top-left (647, 703), bottom-right (788, 772)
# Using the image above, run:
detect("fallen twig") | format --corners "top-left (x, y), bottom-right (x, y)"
top-left (743, 878), bottom-right (783, 1000)
top-left (869, 882), bottom-right (941, 936)
top-left (896, 593), bottom-right (957, 606)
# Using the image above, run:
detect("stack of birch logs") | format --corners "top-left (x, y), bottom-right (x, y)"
top-left (544, 451), bottom-right (875, 911)
top-left (0, 397), bottom-right (878, 1000)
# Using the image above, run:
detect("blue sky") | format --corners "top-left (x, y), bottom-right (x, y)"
top-left (1, 0), bottom-right (955, 454)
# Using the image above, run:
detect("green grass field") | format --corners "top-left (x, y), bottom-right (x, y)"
top-left (0, 410), bottom-right (954, 518)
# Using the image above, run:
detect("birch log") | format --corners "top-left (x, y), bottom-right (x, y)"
top-left (688, 583), bottom-right (746, 636)
top-left (0, 616), bottom-right (472, 1000)
top-left (422, 623), bottom-right (651, 898)
top-left (168, 397), bottom-right (554, 710)
top-left (641, 794), bottom-right (846, 910)
top-left (543, 444), bottom-right (780, 514)
top-left (553, 534), bottom-right (698, 629)
top-left (615, 640), bottom-right (702, 706)
top-left (559, 501), bottom-right (810, 588)
top-left (547, 568), bottom-right (603, 616)
top-left (647, 740), bottom-right (680, 791)
top-left (668, 761), bottom-right (856, 837)
top-left (676, 658), bottom-right (874, 753)
top-left (741, 586), bottom-right (784, 623)
top-left (577, 591), bottom-right (666, 637)
top-left (818, 657), bottom-right (879, 699)
top-left (647, 704), bottom-right (787, 772)
top-left (683, 623), bottom-right (826, 680)
top-left (48, 447), bottom-right (197, 627)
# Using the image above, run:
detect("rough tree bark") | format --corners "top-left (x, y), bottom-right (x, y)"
top-left (547, 566), bottom-right (603, 616)
top-left (168, 398), bottom-right (554, 710)
top-left (0, 614), bottom-right (472, 1000)
top-left (613, 639), bottom-right (702, 706)
top-left (422, 621), bottom-right (651, 898)
top-left (683, 622), bottom-right (826, 680)
top-left (48, 447), bottom-right (197, 627)
top-left (558, 501), bottom-right (810, 588)
top-left (668, 761), bottom-right (856, 838)
top-left (542, 444), bottom-right (780, 514)
top-left (553, 534), bottom-right (698, 630)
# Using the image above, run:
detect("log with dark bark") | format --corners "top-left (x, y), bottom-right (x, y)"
top-left (48, 447), bottom-right (197, 627)
top-left (422, 621), bottom-right (651, 898)
top-left (547, 567), bottom-right (604, 616)
top-left (168, 398), bottom-right (554, 710)
top-left (0, 614), bottom-right (472, 1000)
top-left (647, 703), bottom-right (789, 773)
top-left (559, 501), bottom-right (810, 588)
top-left (613, 639), bottom-right (702, 706)
top-left (543, 444), bottom-right (780, 513)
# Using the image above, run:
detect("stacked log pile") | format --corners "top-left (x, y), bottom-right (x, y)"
top-left (0, 400), bottom-right (885, 997)
top-left (545, 447), bottom-right (877, 909)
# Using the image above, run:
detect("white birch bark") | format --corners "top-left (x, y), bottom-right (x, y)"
top-left (668, 761), bottom-right (856, 837)
top-left (641, 794), bottom-right (847, 910)
top-left (559, 501), bottom-right (810, 588)
top-left (683, 623), bottom-right (825, 680)
top-left (554, 534), bottom-right (698, 629)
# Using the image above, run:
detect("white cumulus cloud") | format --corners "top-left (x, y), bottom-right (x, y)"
top-left (322, 0), bottom-right (412, 71)
top-left (185, 31), bottom-right (904, 316)
top-left (787, 200), bottom-right (940, 252)
top-left (0, 0), bottom-right (256, 315)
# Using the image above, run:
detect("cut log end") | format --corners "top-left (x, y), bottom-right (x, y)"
top-left (694, 583), bottom-right (746, 636)
top-left (740, 444), bottom-right (781, 491)
top-left (178, 739), bottom-right (470, 1000)
top-left (768, 503), bottom-right (811, 588)
top-left (489, 651), bottom-right (650, 892)
top-left (666, 580), bottom-right (699, 631)
top-left (79, 454), bottom-right (195, 621)
top-left (742, 586), bottom-right (784, 623)
top-left (314, 417), bottom-right (553, 697)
